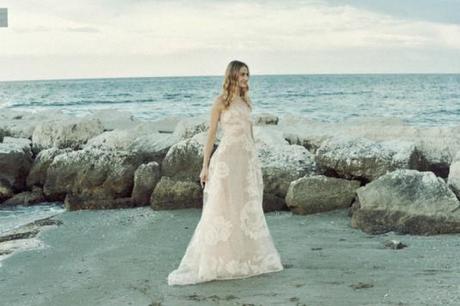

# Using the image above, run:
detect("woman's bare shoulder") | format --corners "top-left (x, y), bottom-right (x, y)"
top-left (212, 95), bottom-right (225, 111)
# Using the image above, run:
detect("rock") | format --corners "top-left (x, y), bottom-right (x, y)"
top-left (383, 240), bottom-right (407, 250)
top-left (0, 139), bottom-right (34, 192)
top-left (279, 116), bottom-right (460, 178)
top-left (1, 186), bottom-right (46, 206)
top-left (127, 133), bottom-right (179, 164)
top-left (161, 136), bottom-right (205, 182)
top-left (172, 116), bottom-right (208, 140)
top-left (85, 125), bottom-right (179, 164)
top-left (0, 126), bottom-right (11, 142)
top-left (315, 137), bottom-right (419, 182)
top-left (32, 117), bottom-right (105, 153)
top-left (44, 147), bottom-right (144, 203)
top-left (352, 169), bottom-right (460, 235)
top-left (0, 180), bottom-right (14, 203)
top-left (0, 109), bottom-right (73, 139)
top-left (257, 143), bottom-right (317, 211)
top-left (279, 115), bottom-right (339, 153)
top-left (412, 126), bottom-right (460, 177)
top-left (2, 137), bottom-right (32, 156)
top-left (447, 151), bottom-right (460, 199)
top-left (132, 162), bottom-right (161, 206)
top-left (26, 147), bottom-right (73, 188)
top-left (254, 113), bottom-right (279, 125)
top-left (285, 175), bottom-right (360, 214)
top-left (254, 126), bottom-right (289, 147)
top-left (150, 176), bottom-right (202, 209)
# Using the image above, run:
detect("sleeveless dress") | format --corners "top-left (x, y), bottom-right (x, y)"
top-left (167, 99), bottom-right (284, 286)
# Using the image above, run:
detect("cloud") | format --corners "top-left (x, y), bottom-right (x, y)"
top-left (0, 0), bottom-right (459, 79)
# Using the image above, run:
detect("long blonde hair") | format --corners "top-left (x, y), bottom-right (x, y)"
top-left (220, 60), bottom-right (252, 110)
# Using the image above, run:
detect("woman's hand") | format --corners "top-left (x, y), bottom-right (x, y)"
top-left (199, 166), bottom-right (209, 188)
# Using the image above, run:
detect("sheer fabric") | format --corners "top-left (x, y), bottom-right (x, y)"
top-left (167, 99), bottom-right (284, 286)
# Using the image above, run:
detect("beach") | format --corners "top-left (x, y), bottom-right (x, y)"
top-left (1, 207), bottom-right (459, 306)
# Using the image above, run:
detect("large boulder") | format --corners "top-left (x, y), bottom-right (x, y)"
top-left (286, 175), bottom-right (360, 214)
top-left (44, 147), bottom-right (144, 205)
top-left (315, 137), bottom-right (419, 182)
top-left (172, 116), bottom-right (209, 140)
top-left (32, 117), bottom-right (104, 153)
top-left (448, 151), bottom-right (460, 199)
top-left (150, 176), bottom-right (202, 209)
top-left (161, 135), bottom-right (206, 182)
top-left (132, 162), bottom-right (161, 206)
top-left (0, 180), bottom-right (14, 203)
top-left (413, 126), bottom-right (460, 177)
top-left (0, 109), bottom-right (73, 139)
top-left (126, 133), bottom-right (179, 164)
top-left (257, 143), bottom-right (317, 211)
top-left (1, 186), bottom-right (46, 206)
top-left (85, 125), bottom-right (178, 164)
top-left (352, 169), bottom-right (460, 235)
top-left (0, 137), bottom-right (33, 192)
top-left (26, 147), bottom-right (73, 188)
top-left (280, 116), bottom-right (460, 178)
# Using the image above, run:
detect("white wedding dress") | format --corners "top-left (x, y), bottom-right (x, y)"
top-left (167, 99), bottom-right (284, 286)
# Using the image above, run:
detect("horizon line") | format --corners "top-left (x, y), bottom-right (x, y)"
top-left (1, 72), bottom-right (460, 83)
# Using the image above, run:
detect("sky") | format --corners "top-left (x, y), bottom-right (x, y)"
top-left (0, 0), bottom-right (459, 81)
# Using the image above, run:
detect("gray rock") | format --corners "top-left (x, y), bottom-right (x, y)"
top-left (0, 139), bottom-right (33, 192)
top-left (286, 175), bottom-right (360, 214)
top-left (280, 116), bottom-right (460, 178)
top-left (161, 136), bottom-right (205, 182)
top-left (352, 169), bottom-right (460, 235)
top-left (32, 117), bottom-right (104, 153)
top-left (1, 186), bottom-right (46, 206)
top-left (0, 109), bottom-right (73, 139)
top-left (150, 176), bottom-right (202, 209)
top-left (315, 137), bottom-right (419, 182)
top-left (44, 147), bottom-right (144, 203)
top-left (254, 113), bottom-right (279, 125)
top-left (257, 143), bottom-right (317, 211)
top-left (86, 125), bottom-right (179, 164)
top-left (26, 147), bottom-right (73, 188)
top-left (127, 133), bottom-right (179, 164)
top-left (172, 116), bottom-right (208, 140)
top-left (132, 162), bottom-right (161, 206)
top-left (447, 151), bottom-right (460, 198)
top-left (0, 180), bottom-right (14, 202)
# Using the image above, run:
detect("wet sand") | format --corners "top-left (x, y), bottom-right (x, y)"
top-left (1, 207), bottom-right (459, 306)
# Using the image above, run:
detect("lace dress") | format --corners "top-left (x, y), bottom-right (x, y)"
top-left (167, 99), bottom-right (284, 286)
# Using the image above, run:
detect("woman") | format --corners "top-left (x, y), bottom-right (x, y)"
top-left (167, 60), bottom-right (284, 286)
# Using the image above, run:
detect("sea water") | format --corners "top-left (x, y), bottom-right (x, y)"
top-left (1, 74), bottom-right (459, 126)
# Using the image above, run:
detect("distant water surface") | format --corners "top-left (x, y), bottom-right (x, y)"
top-left (1, 74), bottom-right (459, 126)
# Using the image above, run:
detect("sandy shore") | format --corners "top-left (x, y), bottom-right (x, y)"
top-left (1, 207), bottom-right (459, 306)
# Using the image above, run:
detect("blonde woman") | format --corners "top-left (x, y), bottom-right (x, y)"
top-left (167, 60), bottom-right (284, 286)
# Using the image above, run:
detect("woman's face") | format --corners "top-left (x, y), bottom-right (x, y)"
top-left (238, 66), bottom-right (249, 89)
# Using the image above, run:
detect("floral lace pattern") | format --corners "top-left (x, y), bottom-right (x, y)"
top-left (168, 99), bottom-right (283, 286)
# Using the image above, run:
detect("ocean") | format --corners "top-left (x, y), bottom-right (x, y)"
top-left (1, 74), bottom-right (460, 126)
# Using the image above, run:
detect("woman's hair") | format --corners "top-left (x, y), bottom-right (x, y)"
top-left (220, 60), bottom-right (252, 110)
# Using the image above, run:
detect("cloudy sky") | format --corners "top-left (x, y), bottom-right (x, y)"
top-left (1, 0), bottom-right (459, 81)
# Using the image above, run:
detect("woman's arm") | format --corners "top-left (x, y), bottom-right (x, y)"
top-left (202, 97), bottom-right (223, 169)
